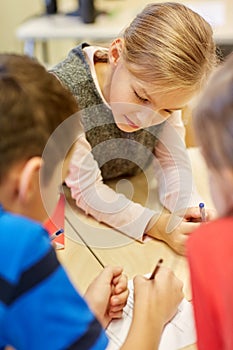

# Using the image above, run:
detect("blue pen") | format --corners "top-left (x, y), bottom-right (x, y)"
top-left (50, 228), bottom-right (64, 241)
top-left (199, 203), bottom-right (206, 222)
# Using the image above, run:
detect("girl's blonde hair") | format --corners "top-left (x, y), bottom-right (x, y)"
top-left (122, 2), bottom-right (218, 93)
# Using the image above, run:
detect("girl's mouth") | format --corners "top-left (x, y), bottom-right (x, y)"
top-left (124, 115), bottom-right (140, 129)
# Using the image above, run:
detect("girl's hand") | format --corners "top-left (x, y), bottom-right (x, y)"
top-left (147, 213), bottom-right (199, 255)
top-left (178, 206), bottom-right (217, 222)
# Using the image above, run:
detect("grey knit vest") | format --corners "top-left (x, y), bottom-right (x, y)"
top-left (51, 43), bottom-right (164, 180)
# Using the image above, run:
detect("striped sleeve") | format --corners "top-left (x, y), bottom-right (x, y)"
top-left (0, 213), bottom-right (108, 350)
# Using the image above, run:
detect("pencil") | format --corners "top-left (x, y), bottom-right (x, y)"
top-left (149, 258), bottom-right (163, 280)
top-left (65, 215), bottom-right (105, 268)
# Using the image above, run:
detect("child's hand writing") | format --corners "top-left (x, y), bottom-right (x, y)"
top-left (146, 213), bottom-right (199, 255)
top-left (134, 266), bottom-right (184, 325)
top-left (179, 206), bottom-right (217, 222)
top-left (84, 266), bottom-right (128, 328)
top-left (121, 267), bottom-right (184, 349)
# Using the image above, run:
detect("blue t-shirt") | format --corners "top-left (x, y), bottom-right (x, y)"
top-left (0, 206), bottom-right (108, 349)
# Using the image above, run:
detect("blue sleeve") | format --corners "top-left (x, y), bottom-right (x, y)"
top-left (0, 214), bottom-right (108, 350)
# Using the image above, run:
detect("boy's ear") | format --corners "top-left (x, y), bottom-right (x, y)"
top-left (18, 157), bottom-right (43, 203)
top-left (109, 38), bottom-right (124, 65)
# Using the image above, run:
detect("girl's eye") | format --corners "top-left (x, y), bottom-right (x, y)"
top-left (134, 90), bottom-right (149, 103)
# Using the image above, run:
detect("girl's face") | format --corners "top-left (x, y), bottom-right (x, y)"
top-left (106, 44), bottom-right (195, 132)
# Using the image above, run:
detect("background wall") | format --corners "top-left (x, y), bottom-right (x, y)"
top-left (0, 0), bottom-right (79, 64)
top-left (0, 0), bottom-right (42, 53)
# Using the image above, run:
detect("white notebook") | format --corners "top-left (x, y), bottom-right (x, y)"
top-left (106, 277), bottom-right (196, 350)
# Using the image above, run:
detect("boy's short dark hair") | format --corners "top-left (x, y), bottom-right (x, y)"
top-left (0, 54), bottom-right (79, 183)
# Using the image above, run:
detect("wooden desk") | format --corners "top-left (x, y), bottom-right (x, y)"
top-left (58, 237), bottom-right (197, 350)
top-left (58, 207), bottom-right (197, 350)
top-left (57, 147), bottom-right (212, 350)
top-left (16, 0), bottom-right (233, 64)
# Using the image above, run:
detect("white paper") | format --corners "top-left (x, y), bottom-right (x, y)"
top-left (106, 277), bottom-right (196, 350)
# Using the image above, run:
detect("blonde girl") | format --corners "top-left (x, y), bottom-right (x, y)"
top-left (51, 2), bottom-right (218, 255)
